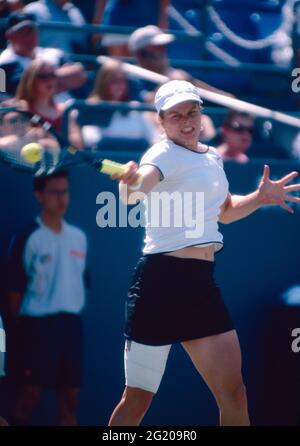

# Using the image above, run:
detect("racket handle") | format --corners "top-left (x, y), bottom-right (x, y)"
top-left (100, 159), bottom-right (126, 176)
top-left (99, 159), bottom-right (144, 188)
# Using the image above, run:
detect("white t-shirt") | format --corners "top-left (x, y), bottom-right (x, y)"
top-left (10, 218), bottom-right (88, 317)
top-left (139, 138), bottom-right (229, 254)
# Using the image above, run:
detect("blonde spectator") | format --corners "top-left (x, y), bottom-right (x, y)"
top-left (0, 60), bottom-right (67, 153)
top-left (15, 59), bottom-right (66, 133)
top-left (89, 59), bottom-right (130, 103)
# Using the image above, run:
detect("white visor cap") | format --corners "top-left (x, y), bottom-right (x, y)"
top-left (155, 80), bottom-right (203, 114)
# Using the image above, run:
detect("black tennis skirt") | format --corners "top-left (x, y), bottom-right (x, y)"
top-left (125, 253), bottom-right (234, 346)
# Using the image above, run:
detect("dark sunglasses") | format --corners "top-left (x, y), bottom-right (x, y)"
top-left (37, 72), bottom-right (56, 80)
top-left (226, 122), bottom-right (254, 134)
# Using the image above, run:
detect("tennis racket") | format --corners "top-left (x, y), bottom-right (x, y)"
top-left (0, 108), bottom-right (143, 185)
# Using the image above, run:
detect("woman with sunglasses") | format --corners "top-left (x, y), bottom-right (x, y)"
top-left (217, 111), bottom-right (255, 164)
top-left (15, 59), bottom-right (65, 133)
top-left (0, 60), bottom-right (70, 152)
top-left (108, 80), bottom-right (300, 426)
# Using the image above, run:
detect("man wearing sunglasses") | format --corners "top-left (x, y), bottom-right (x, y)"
top-left (128, 25), bottom-right (233, 98)
top-left (217, 111), bottom-right (255, 163)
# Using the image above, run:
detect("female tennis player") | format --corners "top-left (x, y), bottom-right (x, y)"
top-left (108, 80), bottom-right (300, 426)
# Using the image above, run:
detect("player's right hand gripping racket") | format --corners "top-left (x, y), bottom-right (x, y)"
top-left (0, 108), bottom-right (143, 186)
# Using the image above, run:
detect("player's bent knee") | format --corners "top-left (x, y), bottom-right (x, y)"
top-left (216, 382), bottom-right (247, 408)
top-left (231, 383), bottom-right (247, 406)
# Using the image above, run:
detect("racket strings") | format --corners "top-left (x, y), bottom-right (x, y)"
top-left (0, 110), bottom-right (61, 174)
top-left (0, 109), bottom-right (121, 177)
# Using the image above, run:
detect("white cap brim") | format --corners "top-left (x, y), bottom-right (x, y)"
top-left (160, 93), bottom-right (203, 112)
top-left (132, 33), bottom-right (175, 52)
top-left (148, 34), bottom-right (175, 47)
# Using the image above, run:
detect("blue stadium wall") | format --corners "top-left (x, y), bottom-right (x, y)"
top-left (0, 154), bottom-right (300, 426)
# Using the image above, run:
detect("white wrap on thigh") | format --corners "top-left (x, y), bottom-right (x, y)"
top-left (124, 340), bottom-right (171, 394)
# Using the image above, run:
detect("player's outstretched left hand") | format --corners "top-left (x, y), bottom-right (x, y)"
top-left (258, 165), bottom-right (300, 213)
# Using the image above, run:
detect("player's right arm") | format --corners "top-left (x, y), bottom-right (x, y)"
top-left (115, 162), bottom-right (161, 205)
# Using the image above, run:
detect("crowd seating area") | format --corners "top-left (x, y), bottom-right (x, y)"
top-left (0, 0), bottom-right (299, 162)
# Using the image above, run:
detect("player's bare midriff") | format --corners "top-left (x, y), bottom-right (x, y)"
top-left (164, 244), bottom-right (215, 262)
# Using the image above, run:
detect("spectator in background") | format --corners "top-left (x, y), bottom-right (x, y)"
top-left (0, 0), bottom-right (19, 12)
top-left (0, 0), bottom-right (24, 20)
top-left (0, 312), bottom-right (9, 426)
top-left (216, 111), bottom-right (255, 163)
top-left (7, 170), bottom-right (88, 426)
top-left (70, 59), bottom-right (160, 150)
top-left (72, 0), bottom-right (96, 22)
top-left (0, 12), bottom-right (86, 98)
top-left (0, 0), bottom-right (23, 55)
top-left (91, 0), bottom-right (170, 56)
top-left (0, 0), bottom-right (23, 18)
top-left (129, 25), bottom-right (174, 78)
top-left (24, 0), bottom-right (87, 54)
top-left (128, 25), bottom-right (233, 98)
top-left (14, 59), bottom-right (66, 132)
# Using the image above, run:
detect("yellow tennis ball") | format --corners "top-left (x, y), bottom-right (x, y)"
top-left (21, 143), bottom-right (43, 163)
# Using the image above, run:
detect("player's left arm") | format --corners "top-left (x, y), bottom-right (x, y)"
top-left (219, 164), bottom-right (300, 224)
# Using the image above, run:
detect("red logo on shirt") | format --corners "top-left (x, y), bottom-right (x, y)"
top-left (70, 250), bottom-right (85, 259)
